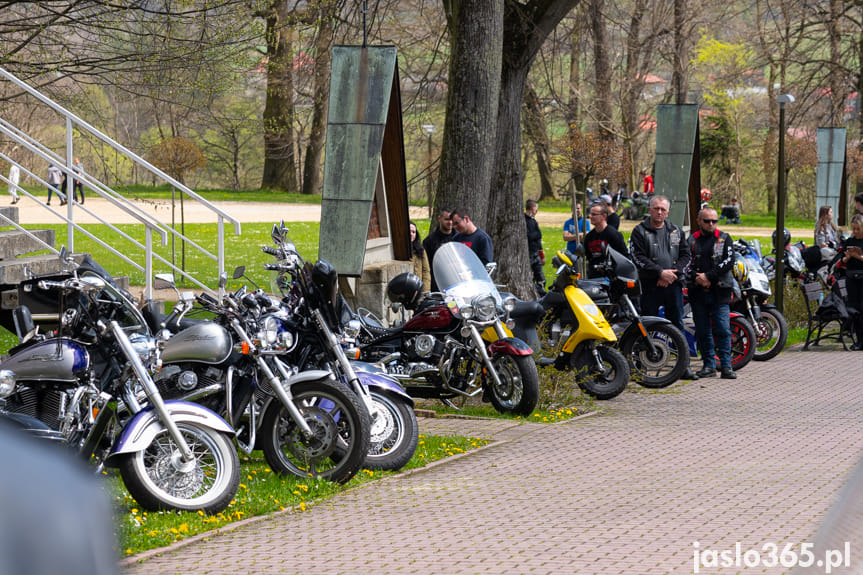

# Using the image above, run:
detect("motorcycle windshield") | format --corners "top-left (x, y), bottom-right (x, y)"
top-left (432, 242), bottom-right (501, 305)
top-left (80, 271), bottom-right (148, 335)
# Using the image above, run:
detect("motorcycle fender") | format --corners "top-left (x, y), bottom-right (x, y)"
top-left (285, 369), bottom-right (335, 386)
top-left (481, 325), bottom-right (512, 343)
top-left (487, 337), bottom-right (533, 356)
top-left (561, 286), bottom-right (617, 353)
top-left (107, 401), bottom-right (234, 461)
top-left (356, 370), bottom-right (413, 405)
top-left (620, 315), bottom-right (671, 342)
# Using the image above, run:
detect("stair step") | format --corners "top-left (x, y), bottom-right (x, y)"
top-left (0, 206), bottom-right (19, 227)
top-left (0, 229), bottom-right (55, 260)
top-left (0, 253), bottom-right (80, 285)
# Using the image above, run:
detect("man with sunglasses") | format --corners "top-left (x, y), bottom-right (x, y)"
top-left (688, 207), bottom-right (736, 380)
top-left (629, 195), bottom-right (697, 380)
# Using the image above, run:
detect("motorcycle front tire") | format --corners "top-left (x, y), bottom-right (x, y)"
top-left (752, 308), bottom-right (788, 361)
top-left (621, 323), bottom-right (689, 389)
top-left (573, 344), bottom-right (629, 400)
top-left (728, 316), bottom-right (757, 371)
top-left (261, 378), bottom-right (370, 485)
top-left (365, 390), bottom-right (419, 471)
top-left (488, 353), bottom-right (540, 416)
top-left (118, 423), bottom-right (240, 514)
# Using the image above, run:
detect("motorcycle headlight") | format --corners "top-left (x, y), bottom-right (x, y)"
top-left (503, 296), bottom-right (516, 313)
top-left (459, 304), bottom-right (474, 320)
top-left (0, 370), bottom-right (16, 398)
top-left (344, 319), bottom-right (361, 339)
top-left (473, 295), bottom-right (496, 321)
top-left (278, 330), bottom-right (295, 351)
top-left (262, 316), bottom-right (280, 345)
top-left (129, 334), bottom-right (156, 364)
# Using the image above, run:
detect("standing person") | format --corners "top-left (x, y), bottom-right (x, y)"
top-left (7, 163), bottom-right (19, 204)
top-left (563, 202), bottom-right (589, 253)
top-left (72, 157), bottom-right (84, 204)
top-left (842, 214), bottom-right (863, 349)
top-left (583, 202), bottom-right (628, 277)
top-left (599, 194), bottom-right (620, 230)
top-left (629, 194), bottom-right (696, 380)
top-left (640, 169), bottom-right (654, 196)
top-left (524, 199), bottom-right (546, 295)
top-left (409, 221), bottom-right (432, 292)
top-left (45, 163), bottom-right (62, 206)
top-left (687, 207), bottom-right (736, 379)
top-left (422, 206), bottom-right (456, 291)
top-left (451, 207), bottom-right (493, 265)
top-left (854, 192), bottom-right (863, 217)
top-left (815, 205), bottom-right (839, 249)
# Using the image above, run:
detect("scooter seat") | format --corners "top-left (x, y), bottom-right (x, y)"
top-left (510, 300), bottom-right (545, 321)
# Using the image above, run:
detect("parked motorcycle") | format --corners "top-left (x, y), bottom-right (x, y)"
top-left (511, 248), bottom-right (630, 400)
top-left (579, 246), bottom-right (690, 388)
top-left (262, 223), bottom-right (418, 471)
top-left (145, 275), bottom-right (371, 485)
top-left (352, 242), bottom-right (540, 416)
top-left (621, 191), bottom-right (649, 221)
top-left (0, 250), bottom-right (240, 513)
top-left (731, 238), bottom-right (787, 361)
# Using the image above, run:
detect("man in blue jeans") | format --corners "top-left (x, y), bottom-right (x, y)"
top-left (687, 207), bottom-right (736, 379)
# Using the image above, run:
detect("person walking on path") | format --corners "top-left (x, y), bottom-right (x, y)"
top-left (72, 157), bottom-right (84, 204)
top-left (451, 207), bottom-right (493, 265)
top-left (7, 163), bottom-right (19, 204)
top-left (46, 163), bottom-right (62, 206)
top-left (409, 221), bottom-right (432, 292)
top-left (688, 207), bottom-right (736, 379)
top-left (422, 206), bottom-right (455, 291)
top-left (629, 194), bottom-right (696, 380)
top-left (524, 199), bottom-right (546, 295)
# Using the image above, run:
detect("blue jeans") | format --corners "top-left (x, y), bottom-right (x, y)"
top-left (691, 293), bottom-right (732, 370)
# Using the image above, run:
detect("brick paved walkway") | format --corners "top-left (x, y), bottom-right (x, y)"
top-left (120, 347), bottom-right (863, 574)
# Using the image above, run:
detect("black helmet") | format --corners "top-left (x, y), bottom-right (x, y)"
top-left (387, 272), bottom-right (423, 309)
top-left (772, 228), bottom-right (791, 249)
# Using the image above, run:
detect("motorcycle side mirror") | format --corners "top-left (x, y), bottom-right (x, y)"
top-left (153, 273), bottom-right (175, 290)
top-left (233, 266), bottom-right (246, 280)
top-left (390, 301), bottom-right (402, 313)
top-left (485, 262), bottom-right (497, 277)
top-left (218, 271), bottom-right (228, 289)
top-left (271, 223), bottom-right (282, 245)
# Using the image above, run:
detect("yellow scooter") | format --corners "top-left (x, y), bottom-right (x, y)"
top-left (510, 249), bottom-right (630, 400)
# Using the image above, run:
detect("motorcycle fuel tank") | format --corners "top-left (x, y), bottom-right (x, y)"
top-left (161, 323), bottom-right (232, 365)
top-left (1, 339), bottom-right (89, 383)
top-left (403, 304), bottom-right (455, 332)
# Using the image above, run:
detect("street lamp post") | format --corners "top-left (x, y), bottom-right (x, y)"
top-left (422, 124), bottom-right (436, 218)
top-left (775, 94), bottom-right (795, 314)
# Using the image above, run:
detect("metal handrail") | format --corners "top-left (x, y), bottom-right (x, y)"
top-left (0, 66), bottom-right (242, 299)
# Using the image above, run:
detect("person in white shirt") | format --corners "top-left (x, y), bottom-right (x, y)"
top-left (8, 164), bottom-right (20, 204)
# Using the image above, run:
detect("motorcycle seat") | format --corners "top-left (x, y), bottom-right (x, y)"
top-left (141, 301), bottom-right (208, 334)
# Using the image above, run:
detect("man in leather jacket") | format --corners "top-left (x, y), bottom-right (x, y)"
top-left (629, 195), bottom-right (696, 380)
top-left (524, 199), bottom-right (545, 295)
top-left (688, 207), bottom-right (736, 380)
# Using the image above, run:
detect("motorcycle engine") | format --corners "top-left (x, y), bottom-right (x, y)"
top-left (411, 334), bottom-right (437, 358)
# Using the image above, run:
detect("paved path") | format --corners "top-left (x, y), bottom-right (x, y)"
top-left (120, 346), bottom-right (863, 574)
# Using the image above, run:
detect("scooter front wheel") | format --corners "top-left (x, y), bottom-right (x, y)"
top-left (573, 344), bottom-right (629, 400)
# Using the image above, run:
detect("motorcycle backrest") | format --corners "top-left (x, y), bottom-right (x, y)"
top-left (12, 306), bottom-right (37, 344)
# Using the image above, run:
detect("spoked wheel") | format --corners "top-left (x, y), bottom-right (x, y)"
top-left (261, 379), bottom-right (370, 484)
top-left (622, 323), bottom-right (689, 388)
top-left (752, 308), bottom-right (788, 361)
top-left (488, 354), bottom-right (540, 416)
top-left (119, 423), bottom-right (239, 514)
top-left (572, 344), bottom-right (630, 400)
top-left (364, 391), bottom-right (419, 471)
top-left (727, 316), bottom-right (756, 371)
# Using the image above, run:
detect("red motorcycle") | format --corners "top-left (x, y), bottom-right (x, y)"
top-left (349, 243), bottom-right (540, 416)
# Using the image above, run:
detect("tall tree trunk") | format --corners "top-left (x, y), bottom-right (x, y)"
top-left (301, 2), bottom-right (334, 195)
top-left (523, 83), bottom-right (554, 201)
top-left (620, 0), bottom-right (647, 194)
top-left (435, 0), bottom-right (503, 222)
top-left (488, 0), bottom-right (579, 300)
top-left (671, 0), bottom-right (687, 104)
top-left (828, 0), bottom-right (844, 126)
top-left (589, 0), bottom-right (613, 140)
top-left (261, 2), bottom-right (299, 192)
top-left (568, 14), bottom-right (587, 201)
